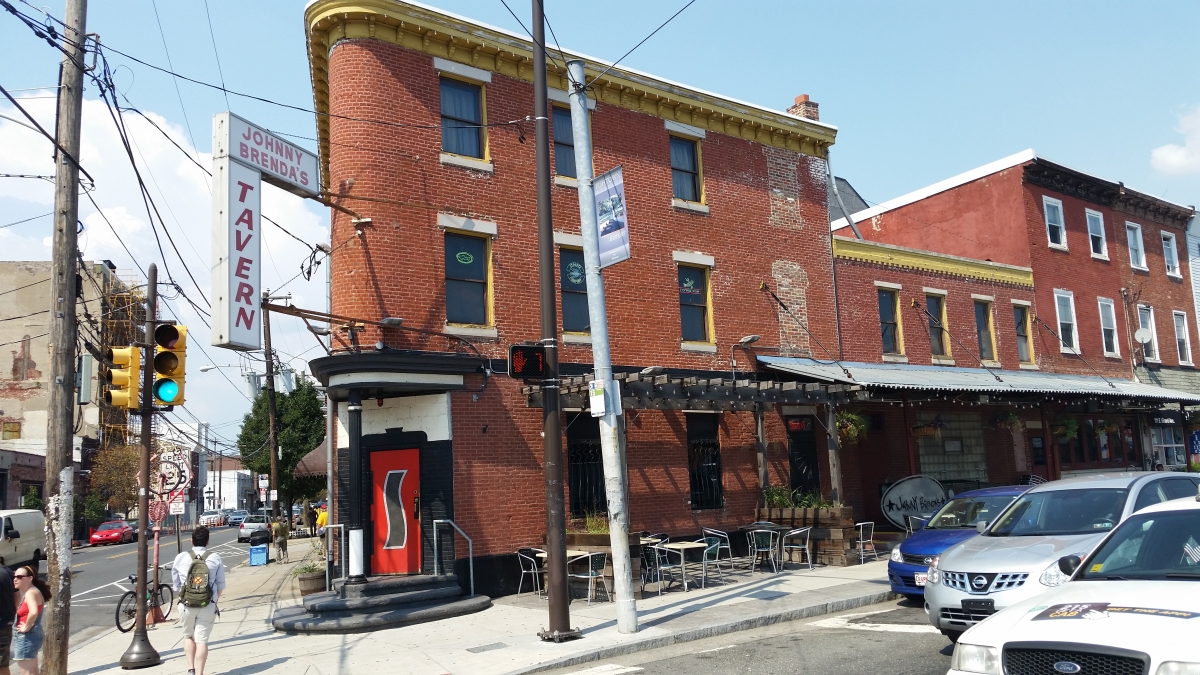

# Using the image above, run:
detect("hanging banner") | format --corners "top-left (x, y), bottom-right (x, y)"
top-left (594, 166), bottom-right (631, 268)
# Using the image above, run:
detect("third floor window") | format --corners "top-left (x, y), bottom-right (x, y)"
top-left (1127, 222), bottom-right (1147, 269)
top-left (1043, 196), bottom-right (1066, 248)
top-left (440, 77), bottom-right (484, 159)
top-left (1086, 209), bottom-right (1107, 258)
top-left (1163, 232), bottom-right (1181, 276)
top-left (974, 300), bottom-right (995, 361)
top-left (670, 136), bottom-right (701, 203)
top-left (926, 294), bottom-right (948, 357)
top-left (878, 288), bottom-right (902, 355)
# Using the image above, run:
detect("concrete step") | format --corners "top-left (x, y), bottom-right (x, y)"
top-left (304, 584), bottom-right (462, 613)
top-left (333, 574), bottom-right (459, 599)
top-left (273, 594), bottom-right (492, 634)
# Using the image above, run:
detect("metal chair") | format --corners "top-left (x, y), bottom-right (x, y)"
top-left (567, 551), bottom-right (611, 604)
top-left (640, 544), bottom-right (661, 593)
top-left (516, 548), bottom-right (545, 596)
top-left (648, 545), bottom-right (687, 593)
top-left (905, 515), bottom-right (928, 535)
top-left (781, 527), bottom-right (813, 570)
top-left (647, 532), bottom-right (669, 544)
top-left (702, 527), bottom-right (737, 569)
top-left (695, 536), bottom-right (728, 587)
top-left (747, 529), bottom-right (780, 573)
top-left (855, 522), bottom-right (882, 564)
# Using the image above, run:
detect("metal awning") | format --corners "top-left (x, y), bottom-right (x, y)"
top-left (759, 356), bottom-right (1200, 403)
top-left (294, 441), bottom-right (328, 478)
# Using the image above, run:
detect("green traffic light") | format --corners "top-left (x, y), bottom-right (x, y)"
top-left (154, 379), bottom-right (180, 403)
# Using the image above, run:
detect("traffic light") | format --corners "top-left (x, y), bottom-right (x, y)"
top-left (104, 346), bottom-right (140, 409)
top-left (153, 324), bottom-right (187, 406)
top-left (508, 343), bottom-right (547, 379)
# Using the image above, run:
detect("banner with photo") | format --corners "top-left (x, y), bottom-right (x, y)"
top-left (594, 166), bottom-right (631, 268)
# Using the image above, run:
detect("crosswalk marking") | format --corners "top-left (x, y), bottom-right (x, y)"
top-left (808, 610), bottom-right (940, 634)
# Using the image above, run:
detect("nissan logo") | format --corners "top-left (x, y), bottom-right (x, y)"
top-left (923, 557), bottom-right (933, 565)
top-left (1053, 662), bottom-right (1082, 674)
top-left (971, 575), bottom-right (989, 590)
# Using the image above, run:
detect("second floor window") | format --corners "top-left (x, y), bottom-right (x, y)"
top-left (1174, 311), bottom-right (1192, 364)
top-left (1138, 305), bottom-right (1158, 361)
top-left (670, 136), bottom-right (701, 202)
top-left (552, 107), bottom-right (576, 178)
top-left (1163, 233), bottom-right (1180, 276)
top-left (1086, 209), bottom-right (1106, 258)
top-left (444, 233), bottom-right (489, 325)
top-left (926, 294), bottom-right (948, 357)
top-left (1044, 197), bottom-right (1065, 247)
top-left (678, 265), bottom-right (710, 342)
top-left (1098, 298), bottom-right (1119, 356)
top-left (1055, 290), bottom-right (1078, 353)
top-left (974, 300), bottom-right (995, 361)
top-left (560, 248), bottom-right (589, 333)
top-left (1013, 305), bottom-right (1033, 363)
top-left (440, 78), bottom-right (484, 159)
top-left (1127, 223), bottom-right (1146, 269)
top-left (878, 288), bottom-right (901, 355)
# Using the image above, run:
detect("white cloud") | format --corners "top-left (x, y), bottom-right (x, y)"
top-left (1151, 105), bottom-right (1200, 175)
top-left (0, 93), bottom-right (330, 430)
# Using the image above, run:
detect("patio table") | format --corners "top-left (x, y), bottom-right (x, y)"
top-left (661, 541), bottom-right (707, 589)
top-left (536, 549), bottom-right (588, 559)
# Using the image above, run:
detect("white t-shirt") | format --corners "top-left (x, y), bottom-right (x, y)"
top-left (171, 547), bottom-right (226, 604)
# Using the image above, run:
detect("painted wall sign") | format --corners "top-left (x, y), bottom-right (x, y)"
top-left (880, 474), bottom-right (947, 530)
top-left (594, 166), bottom-right (630, 268)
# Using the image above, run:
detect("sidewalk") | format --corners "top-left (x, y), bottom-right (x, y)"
top-left (69, 544), bottom-right (894, 675)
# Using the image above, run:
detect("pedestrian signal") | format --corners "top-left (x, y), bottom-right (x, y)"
top-left (153, 324), bottom-right (187, 406)
top-left (104, 346), bottom-right (140, 410)
top-left (508, 344), bottom-right (547, 379)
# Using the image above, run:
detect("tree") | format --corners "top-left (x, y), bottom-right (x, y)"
top-left (89, 443), bottom-right (141, 514)
top-left (237, 375), bottom-right (326, 511)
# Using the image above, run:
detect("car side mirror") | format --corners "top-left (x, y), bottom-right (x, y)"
top-left (7, 530), bottom-right (19, 540)
top-left (1058, 554), bottom-right (1081, 576)
top-left (975, 521), bottom-right (988, 534)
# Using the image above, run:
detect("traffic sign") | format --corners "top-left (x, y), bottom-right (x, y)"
top-left (169, 501), bottom-right (185, 516)
top-left (508, 344), bottom-right (547, 378)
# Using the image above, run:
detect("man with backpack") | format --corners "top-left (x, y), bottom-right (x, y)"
top-left (172, 525), bottom-right (226, 675)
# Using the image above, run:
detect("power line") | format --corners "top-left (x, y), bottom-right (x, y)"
top-left (0, 332), bottom-right (48, 348)
top-left (0, 277), bottom-right (49, 296)
top-left (586, 0), bottom-right (698, 87)
top-left (0, 81), bottom-right (95, 184)
top-left (149, 0), bottom-right (199, 161)
top-left (201, 0), bottom-right (231, 111)
top-left (1, 212), bottom-right (52, 229)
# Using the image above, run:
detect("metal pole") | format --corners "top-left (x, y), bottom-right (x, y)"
top-left (120, 264), bottom-right (160, 668)
top-left (325, 393), bottom-right (334, 586)
top-left (262, 296), bottom-right (280, 519)
top-left (43, 2), bottom-right (87, 671)
top-left (345, 389), bottom-right (366, 583)
top-left (533, 0), bottom-right (573, 641)
top-left (566, 58), bottom-right (637, 633)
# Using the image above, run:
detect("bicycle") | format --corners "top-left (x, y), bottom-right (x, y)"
top-left (115, 573), bottom-right (173, 633)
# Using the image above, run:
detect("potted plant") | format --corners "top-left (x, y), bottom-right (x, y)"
top-left (293, 560), bottom-right (325, 596)
top-left (1100, 415), bottom-right (1123, 433)
top-left (987, 411), bottom-right (1023, 431)
top-left (1050, 416), bottom-right (1079, 440)
top-left (912, 415), bottom-right (947, 438)
top-left (836, 410), bottom-right (869, 443)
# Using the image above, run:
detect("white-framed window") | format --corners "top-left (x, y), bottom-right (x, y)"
top-left (1137, 304), bottom-right (1159, 362)
top-left (1127, 222), bottom-right (1147, 269)
top-left (1162, 232), bottom-right (1181, 277)
top-left (1173, 311), bottom-right (1192, 365)
top-left (1097, 297), bottom-right (1119, 357)
top-left (1054, 289), bottom-right (1079, 354)
top-left (1043, 196), bottom-right (1066, 249)
top-left (1086, 209), bottom-right (1107, 259)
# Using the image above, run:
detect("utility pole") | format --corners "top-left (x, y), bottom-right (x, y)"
top-left (262, 294), bottom-right (280, 519)
top-left (532, 0), bottom-right (575, 642)
top-left (120, 264), bottom-right (160, 668)
top-left (566, 59), bottom-right (637, 633)
top-left (43, 1), bottom-right (87, 671)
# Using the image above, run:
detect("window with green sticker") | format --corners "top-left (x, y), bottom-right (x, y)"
top-left (560, 248), bottom-right (589, 333)
top-left (445, 233), bottom-right (488, 325)
top-left (679, 265), bottom-right (709, 342)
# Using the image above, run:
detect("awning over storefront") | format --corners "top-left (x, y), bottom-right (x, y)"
top-left (294, 441), bottom-right (328, 478)
top-left (759, 356), bottom-right (1200, 403)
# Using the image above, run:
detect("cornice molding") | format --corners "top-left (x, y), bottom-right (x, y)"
top-left (833, 236), bottom-right (1034, 287)
top-left (305, 0), bottom-right (837, 191)
top-left (1024, 160), bottom-right (1194, 230)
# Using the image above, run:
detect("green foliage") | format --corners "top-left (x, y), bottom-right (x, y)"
top-left (792, 491), bottom-right (834, 508)
top-left (987, 411), bottom-right (1023, 431)
top-left (77, 494), bottom-right (106, 524)
top-left (89, 443), bottom-right (141, 513)
top-left (237, 376), bottom-right (327, 505)
top-left (21, 487), bottom-right (43, 512)
top-left (762, 486), bottom-right (833, 509)
top-left (835, 410), bottom-right (869, 443)
top-left (1051, 416), bottom-right (1080, 440)
top-left (292, 560), bottom-right (323, 575)
top-left (568, 512), bottom-right (609, 533)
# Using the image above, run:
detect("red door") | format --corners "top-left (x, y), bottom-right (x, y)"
top-left (370, 449), bottom-right (421, 574)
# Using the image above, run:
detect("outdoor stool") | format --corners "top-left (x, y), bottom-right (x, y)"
top-left (781, 527), bottom-right (813, 570)
top-left (567, 551), bottom-right (611, 604)
top-left (516, 548), bottom-right (545, 597)
top-left (695, 536), bottom-right (728, 586)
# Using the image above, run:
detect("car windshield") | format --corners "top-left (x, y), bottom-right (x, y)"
top-left (97, 523), bottom-right (121, 531)
top-left (1077, 510), bottom-right (1200, 581)
top-left (233, 511), bottom-right (247, 516)
top-left (244, 516), bottom-right (266, 524)
top-left (202, 511), bottom-right (217, 517)
top-left (924, 495), bottom-right (1019, 529)
top-left (987, 488), bottom-right (1129, 537)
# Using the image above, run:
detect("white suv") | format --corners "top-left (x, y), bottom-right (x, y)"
top-left (926, 471), bottom-right (1200, 642)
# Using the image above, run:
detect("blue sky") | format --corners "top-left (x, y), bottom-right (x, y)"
top-left (2, 0), bottom-right (1199, 436)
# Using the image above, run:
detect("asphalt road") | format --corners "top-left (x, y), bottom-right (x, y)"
top-left (67, 525), bottom-right (249, 649)
top-left (544, 599), bottom-right (954, 675)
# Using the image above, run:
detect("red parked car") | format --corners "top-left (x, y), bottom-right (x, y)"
top-left (90, 520), bottom-right (134, 545)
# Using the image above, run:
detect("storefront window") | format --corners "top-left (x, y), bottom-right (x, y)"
top-left (1151, 426), bottom-right (1186, 468)
top-left (1059, 415), bottom-right (1137, 470)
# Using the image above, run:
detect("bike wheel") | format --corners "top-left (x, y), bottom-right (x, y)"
top-left (157, 584), bottom-right (174, 620)
top-left (115, 591), bottom-right (138, 633)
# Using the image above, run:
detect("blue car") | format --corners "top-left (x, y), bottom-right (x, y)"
top-left (887, 485), bottom-right (1030, 600)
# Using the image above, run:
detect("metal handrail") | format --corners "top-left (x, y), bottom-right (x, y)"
top-left (432, 519), bottom-right (474, 597)
top-left (324, 523), bottom-right (347, 590)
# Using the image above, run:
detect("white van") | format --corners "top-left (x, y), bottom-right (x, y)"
top-left (0, 510), bottom-right (46, 569)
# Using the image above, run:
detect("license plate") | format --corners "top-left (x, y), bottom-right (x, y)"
top-left (914, 572), bottom-right (928, 587)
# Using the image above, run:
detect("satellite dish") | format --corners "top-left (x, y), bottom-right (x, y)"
top-left (1134, 328), bottom-right (1153, 344)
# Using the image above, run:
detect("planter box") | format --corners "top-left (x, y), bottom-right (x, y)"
top-left (754, 507), bottom-right (854, 528)
top-left (297, 571), bottom-right (325, 596)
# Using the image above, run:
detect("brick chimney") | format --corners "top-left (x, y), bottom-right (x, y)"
top-left (787, 94), bottom-right (819, 121)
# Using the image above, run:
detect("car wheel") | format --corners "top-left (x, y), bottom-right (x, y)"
top-left (942, 630), bottom-right (963, 643)
top-left (903, 594), bottom-right (923, 605)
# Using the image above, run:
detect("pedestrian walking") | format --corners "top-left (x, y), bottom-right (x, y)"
top-left (172, 525), bottom-right (226, 675)
top-left (306, 505), bottom-right (317, 538)
top-left (315, 504), bottom-right (327, 534)
top-left (272, 516), bottom-right (290, 563)
top-left (13, 566), bottom-right (48, 675)
top-left (0, 564), bottom-right (17, 675)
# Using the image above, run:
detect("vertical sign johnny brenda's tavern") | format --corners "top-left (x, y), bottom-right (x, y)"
top-left (594, 166), bottom-right (631, 268)
top-left (211, 113), bottom-right (320, 350)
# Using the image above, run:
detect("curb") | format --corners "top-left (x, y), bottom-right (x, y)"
top-left (504, 588), bottom-right (897, 675)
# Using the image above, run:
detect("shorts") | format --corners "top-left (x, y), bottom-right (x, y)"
top-left (12, 623), bottom-right (41, 660)
top-left (179, 603), bottom-right (218, 644)
top-left (0, 620), bottom-right (12, 667)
